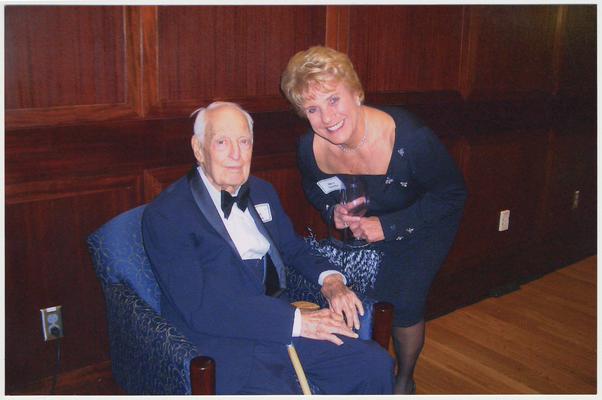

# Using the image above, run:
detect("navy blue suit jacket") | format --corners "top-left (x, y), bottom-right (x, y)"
top-left (142, 168), bottom-right (331, 394)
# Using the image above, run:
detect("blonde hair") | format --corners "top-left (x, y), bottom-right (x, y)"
top-left (280, 46), bottom-right (364, 117)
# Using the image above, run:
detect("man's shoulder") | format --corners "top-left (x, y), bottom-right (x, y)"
top-left (248, 175), bottom-right (275, 193)
top-left (144, 174), bottom-right (192, 217)
top-left (248, 175), bottom-right (282, 204)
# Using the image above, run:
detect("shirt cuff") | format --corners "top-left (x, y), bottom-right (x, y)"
top-left (292, 308), bottom-right (302, 337)
top-left (318, 270), bottom-right (347, 286)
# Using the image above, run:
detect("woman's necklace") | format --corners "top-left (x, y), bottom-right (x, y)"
top-left (338, 116), bottom-right (368, 153)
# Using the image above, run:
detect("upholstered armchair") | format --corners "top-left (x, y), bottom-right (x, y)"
top-left (87, 205), bottom-right (393, 395)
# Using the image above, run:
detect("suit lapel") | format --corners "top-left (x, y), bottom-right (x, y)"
top-left (188, 168), bottom-right (286, 292)
top-left (247, 193), bottom-right (287, 290)
top-left (187, 168), bottom-right (240, 258)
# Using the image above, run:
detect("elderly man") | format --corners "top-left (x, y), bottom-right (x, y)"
top-left (142, 101), bottom-right (394, 395)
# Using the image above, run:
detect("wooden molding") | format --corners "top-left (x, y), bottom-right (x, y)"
top-left (5, 6), bottom-right (144, 129)
top-left (325, 6), bottom-right (350, 52)
top-left (141, 6), bottom-right (159, 116)
top-left (5, 104), bottom-right (140, 130)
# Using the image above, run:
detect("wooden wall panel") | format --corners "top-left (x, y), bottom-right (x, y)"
top-left (5, 6), bottom-right (125, 109)
top-left (148, 6), bottom-right (326, 115)
top-left (463, 5), bottom-right (560, 99)
top-left (5, 176), bottom-right (142, 390)
top-left (348, 6), bottom-right (465, 94)
top-left (5, 6), bottom-right (142, 128)
top-left (3, 5), bottom-right (597, 392)
top-left (445, 130), bottom-right (549, 270)
top-left (557, 5), bottom-right (596, 97)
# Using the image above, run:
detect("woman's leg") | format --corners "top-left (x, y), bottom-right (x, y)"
top-left (392, 320), bottom-right (425, 394)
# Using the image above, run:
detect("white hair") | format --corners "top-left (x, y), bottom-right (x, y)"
top-left (190, 101), bottom-right (254, 145)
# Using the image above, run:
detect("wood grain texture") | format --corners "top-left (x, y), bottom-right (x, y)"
top-left (348, 5), bottom-right (465, 93)
top-left (5, 6), bottom-right (125, 109)
top-left (416, 256), bottom-right (596, 394)
top-left (463, 5), bottom-right (560, 100)
top-left (5, 176), bottom-right (143, 391)
top-left (11, 256), bottom-right (596, 395)
top-left (449, 129), bottom-right (548, 265)
top-left (151, 6), bottom-right (325, 116)
top-left (5, 6), bottom-right (142, 128)
top-left (557, 5), bottom-right (596, 98)
top-left (3, 5), bottom-right (597, 392)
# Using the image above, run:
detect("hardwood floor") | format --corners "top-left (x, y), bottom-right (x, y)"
top-left (414, 255), bottom-right (597, 394)
top-left (12, 256), bottom-right (596, 395)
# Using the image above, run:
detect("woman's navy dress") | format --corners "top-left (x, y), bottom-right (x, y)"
top-left (297, 106), bottom-right (467, 327)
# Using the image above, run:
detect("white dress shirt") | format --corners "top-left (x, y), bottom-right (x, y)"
top-left (198, 167), bottom-right (306, 336)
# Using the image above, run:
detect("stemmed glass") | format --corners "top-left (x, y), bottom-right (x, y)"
top-left (339, 176), bottom-right (370, 248)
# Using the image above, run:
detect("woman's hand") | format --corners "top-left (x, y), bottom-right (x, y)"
top-left (347, 216), bottom-right (385, 243)
top-left (333, 203), bottom-right (360, 230)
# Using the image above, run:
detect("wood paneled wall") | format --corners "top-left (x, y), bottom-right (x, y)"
top-left (5, 5), bottom-right (596, 392)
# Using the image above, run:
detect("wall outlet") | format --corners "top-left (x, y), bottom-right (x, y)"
top-left (498, 210), bottom-right (510, 231)
top-left (40, 305), bottom-right (64, 341)
top-left (572, 190), bottom-right (580, 209)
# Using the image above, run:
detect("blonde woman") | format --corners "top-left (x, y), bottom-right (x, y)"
top-left (281, 46), bottom-right (467, 394)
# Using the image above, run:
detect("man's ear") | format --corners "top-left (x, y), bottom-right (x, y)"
top-left (191, 136), bottom-right (204, 164)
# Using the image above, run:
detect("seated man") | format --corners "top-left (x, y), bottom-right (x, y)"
top-left (142, 101), bottom-right (394, 395)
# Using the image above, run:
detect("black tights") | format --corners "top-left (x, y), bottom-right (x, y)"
top-left (392, 320), bottom-right (425, 394)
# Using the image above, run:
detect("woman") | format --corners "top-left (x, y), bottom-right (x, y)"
top-left (281, 46), bottom-right (467, 394)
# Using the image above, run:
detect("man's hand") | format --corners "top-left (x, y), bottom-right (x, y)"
top-left (321, 274), bottom-right (365, 330)
top-left (299, 308), bottom-right (358, 345)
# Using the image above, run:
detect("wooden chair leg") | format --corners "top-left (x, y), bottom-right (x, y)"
top-left (190, 356), bottom-right (216, 395)
top-left (371, 301), bottom-right (394, 349)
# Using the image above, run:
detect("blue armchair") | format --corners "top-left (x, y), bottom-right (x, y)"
top-left (87, 205), bottom-right (393, 395)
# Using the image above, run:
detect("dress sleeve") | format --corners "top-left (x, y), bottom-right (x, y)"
top-left (378, 126), bottom-right (467, 241)
top-left (297, 135), bottom-right (339, 225)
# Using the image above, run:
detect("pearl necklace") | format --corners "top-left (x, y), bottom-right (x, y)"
top-left (338, 117), bottom-right (368, 153)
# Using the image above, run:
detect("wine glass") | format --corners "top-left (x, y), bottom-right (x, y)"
top-left (339, 176), bottom-right (370, 248)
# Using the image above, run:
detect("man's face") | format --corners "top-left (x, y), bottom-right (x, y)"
top-left (192, 106), bottom-right (253, 194)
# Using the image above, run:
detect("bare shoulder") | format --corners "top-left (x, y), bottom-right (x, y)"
top-left (365, 106), bottom-right (396, 147)
top-left (366, 106), bottom-right (395, 155)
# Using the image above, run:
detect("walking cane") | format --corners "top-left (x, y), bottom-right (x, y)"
top-left (287, 343), bottom-right (312, 395)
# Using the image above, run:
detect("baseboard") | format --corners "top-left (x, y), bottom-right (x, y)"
top-left (7, 360), bottom-right (124, 395)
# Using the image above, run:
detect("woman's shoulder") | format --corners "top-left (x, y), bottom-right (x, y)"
top-left (297, 130), bottom-right (319, 175)
top-left (375, 105), bottom-right (426, 132)
top-left (298, 130), bottom-right (314, 154)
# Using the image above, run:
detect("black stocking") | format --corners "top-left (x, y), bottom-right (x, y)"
top-left (392, 320), bottom-right (425, 394)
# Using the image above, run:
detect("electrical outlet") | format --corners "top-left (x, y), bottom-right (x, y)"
top-left (40, 305), bottom-right (64, 341)
top-left (498, 210), bottom-right (510, 231)
top-left (572, 190), bottom-right (580, 209)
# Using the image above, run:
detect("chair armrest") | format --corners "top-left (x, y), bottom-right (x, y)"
top-left (190, 356), bottom-right (216, 395)
top-left (371, 302), bottom-right (394, 349)
top-left (104, 283), bottom-right (203, 394)
top-left (286, 266), bottom-right (394, 345)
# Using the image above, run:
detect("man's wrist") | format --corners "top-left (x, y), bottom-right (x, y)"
top-left (318, 270), bottom-right (347, 286)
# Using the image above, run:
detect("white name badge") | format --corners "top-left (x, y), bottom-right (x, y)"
top-left (316, 176), bottom-right (344, 194)
top-left (254, 203), bottom-right (272, 222)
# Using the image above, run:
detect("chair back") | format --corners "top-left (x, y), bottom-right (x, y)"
top-left (87, 205), bottom-right (161, 312)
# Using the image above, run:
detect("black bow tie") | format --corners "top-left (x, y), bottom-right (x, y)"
top-left (221, 184), bottom-right (250, 219)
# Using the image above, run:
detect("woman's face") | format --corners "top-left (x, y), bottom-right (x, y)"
top-left (302, 80), bottom-right (362, 146)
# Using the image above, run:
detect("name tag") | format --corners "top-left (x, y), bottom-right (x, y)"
top-left (254, 203), bottom-right (272, 222)
top-left (316, 176), bottom-right (344, 194)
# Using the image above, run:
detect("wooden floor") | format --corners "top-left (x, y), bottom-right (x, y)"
top-left (13, 256), bottom-right (597, 395)
top-left (414, 255), bottom-right (597, 394)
